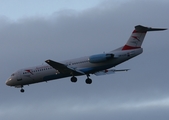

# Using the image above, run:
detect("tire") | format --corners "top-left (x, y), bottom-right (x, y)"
top-left (71, 76), bottom-right (77, 83)
top-left (86, 78), bottom-right (92, 84)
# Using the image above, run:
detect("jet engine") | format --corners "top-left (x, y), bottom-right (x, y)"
top-left (88, 53), bottom-right (114, 63)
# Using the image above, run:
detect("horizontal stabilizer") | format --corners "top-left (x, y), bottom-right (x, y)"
top-left (135, 25), bottom-right (167, 32)
top-left (94, 69), bottom-right (129, 76)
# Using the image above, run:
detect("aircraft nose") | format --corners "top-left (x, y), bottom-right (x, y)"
top-left (6, 78), bottom-right (12, 86)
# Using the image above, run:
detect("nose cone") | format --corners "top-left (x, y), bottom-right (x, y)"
top-left (6, 78), bottom-right (12, 86)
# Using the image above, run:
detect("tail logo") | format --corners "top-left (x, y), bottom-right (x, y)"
top-left (130, 36), bottom-right (141, 46)
top-left (132, 36), bottom-right (140, 41)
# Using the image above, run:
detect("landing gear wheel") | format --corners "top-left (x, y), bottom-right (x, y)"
top-left (20, 88), bottom-right (25, 93)
top-left (86, 78), bottom-right (92, 84)
top-left (71, 76), bottom-right (77, 83)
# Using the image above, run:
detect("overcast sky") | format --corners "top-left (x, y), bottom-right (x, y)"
top-left (1, 0), bottom-right (169, 120)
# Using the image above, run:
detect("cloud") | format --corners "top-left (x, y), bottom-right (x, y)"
top-left (1, 0), bottom-right (169, 120)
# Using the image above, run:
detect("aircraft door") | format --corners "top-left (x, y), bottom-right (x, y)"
top-left (17, 70), bottom-right (22, 81)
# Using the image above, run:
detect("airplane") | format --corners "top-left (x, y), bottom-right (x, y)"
top-left (6, 25), bottom-right (167, 93)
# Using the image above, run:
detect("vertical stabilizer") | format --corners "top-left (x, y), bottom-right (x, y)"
top-left (122, 25), bottom-right (167, 50)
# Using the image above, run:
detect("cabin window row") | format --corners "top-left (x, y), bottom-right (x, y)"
top-left (23, 67), bottom-right (53, 74)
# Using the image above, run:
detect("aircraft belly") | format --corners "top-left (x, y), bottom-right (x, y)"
top-left (43, 73), bottom-right (71, 81)
top-left (18, 74), bottom-right (42, 85)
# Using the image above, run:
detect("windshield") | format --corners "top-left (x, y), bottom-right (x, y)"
top-left (11, 73), bottom-right (15, 76)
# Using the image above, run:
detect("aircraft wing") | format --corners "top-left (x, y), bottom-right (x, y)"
top-left (94, 69), bottom-right (129, 76)
top-left (45, 59), bottom-right (85, 75)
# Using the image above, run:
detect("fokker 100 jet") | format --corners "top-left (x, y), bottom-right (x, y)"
top-left (6, 25), bottom-right (167, 92)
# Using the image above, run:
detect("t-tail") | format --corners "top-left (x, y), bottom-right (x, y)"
top-left (122, 25), bottom-right (167, 50)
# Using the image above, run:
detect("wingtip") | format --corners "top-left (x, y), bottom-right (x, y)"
top-left (45, 59), bottom-right (51, 63)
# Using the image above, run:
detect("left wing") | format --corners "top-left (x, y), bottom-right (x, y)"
top-left (45, 59), bottom-right (85, 75)
top-left (94, 69), bottom-right (129, 76)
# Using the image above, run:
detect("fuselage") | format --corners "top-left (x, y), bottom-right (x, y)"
top-left (6, 25), bottom-right (166, 93)
top-left (6, 48), bottom-right (143, 87)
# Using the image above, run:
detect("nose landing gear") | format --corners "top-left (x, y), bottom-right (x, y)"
top-left (20, 88), bottom-right (25, 93)
top-left (20, 85), bottom-right (25, 93)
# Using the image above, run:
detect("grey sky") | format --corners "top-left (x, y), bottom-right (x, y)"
top-left (1, 0), bottom-right (169, 120)
top-left (0, 0), bottom-right (110, 20)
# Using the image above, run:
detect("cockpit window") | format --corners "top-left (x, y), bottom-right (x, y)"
top-left (11, 73), bottom-right (15, 76)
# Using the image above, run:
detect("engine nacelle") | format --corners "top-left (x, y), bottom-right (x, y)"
top-left (88, 53), bottom-right (114, 63)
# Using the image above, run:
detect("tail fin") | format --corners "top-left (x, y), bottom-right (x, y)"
top-left (122, 25), bottom-right (167, 50)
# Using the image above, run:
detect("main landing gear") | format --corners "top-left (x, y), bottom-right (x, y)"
top-left (85, 78), bottom-right (92, 84)
top-left (71, 76), bottom-right (77, 83)
top-left (70, 75), bottom-right (92, 84)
